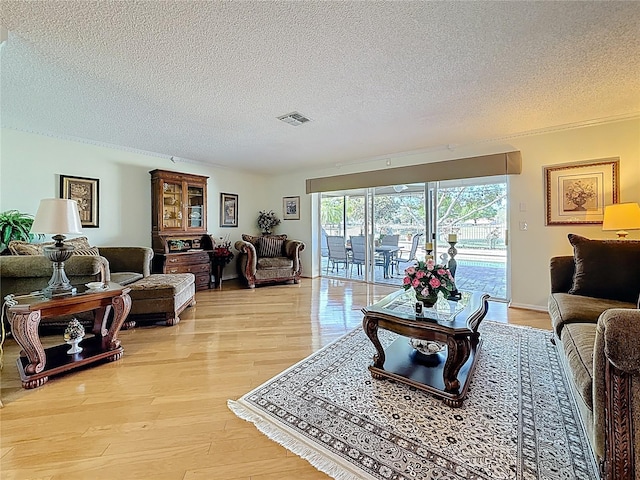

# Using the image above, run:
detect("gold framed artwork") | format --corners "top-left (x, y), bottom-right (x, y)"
top-left (220, 193), bottom-right (238, 227)
top-left (283, 196), bottom-right (300, 220)
top-left (60, 175), bottom-right (99, 228)
top-left (544, 158), bottom-right (619, 225)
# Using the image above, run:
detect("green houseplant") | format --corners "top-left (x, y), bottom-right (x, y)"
top-left (257, 210), bottom-right (281, 235)
top-left (0, 210), bottom-right (42, 254)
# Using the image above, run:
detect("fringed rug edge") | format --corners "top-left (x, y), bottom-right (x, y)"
top-left (228, 398), bottom-right (374, 480)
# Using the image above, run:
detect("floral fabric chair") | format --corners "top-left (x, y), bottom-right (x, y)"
top-left (234, 234), bottom-right (305, 288)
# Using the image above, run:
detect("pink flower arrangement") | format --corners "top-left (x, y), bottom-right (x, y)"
top-left (403, 258), bottom-right (456, 300)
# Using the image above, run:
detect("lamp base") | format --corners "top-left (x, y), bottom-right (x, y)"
top-left (42, 238), bottom-right (76, 298)
top-left (42, 284), bottom-right (77, 298)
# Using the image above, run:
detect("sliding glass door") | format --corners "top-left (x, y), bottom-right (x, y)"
top-left (429, 177), bottom-right (508, 300)
top-left (319, 177), bottom-right (508, 300)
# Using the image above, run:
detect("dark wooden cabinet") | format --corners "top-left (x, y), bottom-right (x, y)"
top-left (150, 169), bottom-right (212, 290)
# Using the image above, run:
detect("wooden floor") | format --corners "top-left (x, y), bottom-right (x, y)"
top-left (0, 278), bottom-right (551, 480)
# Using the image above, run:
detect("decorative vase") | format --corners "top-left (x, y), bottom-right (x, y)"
top-left (66, 337), bottom-right (83, 355)
top-left (415, 291), bottom-right (438, 308)
top-left (64, 318), bottom-right (85, 355)
top-left (571, 198), bottom-right (587, 211)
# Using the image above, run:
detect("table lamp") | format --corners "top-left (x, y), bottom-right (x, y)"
top-left (30, 199), bottom-right (83, 297)
top-left (602, 202), bottom-right (640, 239)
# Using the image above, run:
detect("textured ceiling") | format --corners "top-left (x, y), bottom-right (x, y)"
top-left (1, 1), bottom-right (639, 175)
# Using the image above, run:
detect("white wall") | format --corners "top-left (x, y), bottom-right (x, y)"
top-left (2, 118), bottom-right (639, 309)
top-left (0, 129), bottom-right (265, 253)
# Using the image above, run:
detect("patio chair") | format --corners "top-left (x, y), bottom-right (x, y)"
top-left (326, 236), bottom-right (350, 274)
top-left (394, 233), bottom-right (423, 274)
top-left (351, 236), bottom-right (385, 276)
top-left (380, 234), bottom-right (400, 275)
top-left (350, 236), bottom-right (366, 276)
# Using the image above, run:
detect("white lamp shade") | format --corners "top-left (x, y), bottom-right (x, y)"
top-left (602, 203), bottom-right (640, 231)
top-left (31, 199), bottom-right (83, 234)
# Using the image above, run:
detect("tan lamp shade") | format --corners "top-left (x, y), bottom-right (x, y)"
top-left (602, 202), bottom-right (640, 238)
top-left (31, 199), bottom-right (83, 234)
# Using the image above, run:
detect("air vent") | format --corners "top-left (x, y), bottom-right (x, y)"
top-left (277, 111), bottom-right (311, 126)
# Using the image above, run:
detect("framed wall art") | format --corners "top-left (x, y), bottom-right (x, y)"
top-left (544, 158), bottom-right (619, 225)
top-left (60, 175), bottom-right (99, 228)
top-left (220, 193), bottom-right (238, 227)
top-left (283, 196), bottom-right (300, 220)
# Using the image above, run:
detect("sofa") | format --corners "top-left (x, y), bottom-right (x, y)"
top-left (1, 238), bottom-right (153, 326)
top-left (235, 234), bottom-right (305, 288)
top-left (1, 238), bottom-right (153, 296)
top-left (548, 234), bottom-right (640, 480)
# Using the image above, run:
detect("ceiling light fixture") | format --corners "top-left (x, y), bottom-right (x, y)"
top-left (277, 112), bottom-right (311, 126)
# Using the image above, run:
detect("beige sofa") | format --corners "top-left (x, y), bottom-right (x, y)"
top-left (1, 238), bottom-right (153, 299)
top-left (1, 239), bottom-right (198, 328)
top-left (548, 234), bottom-right (640, 480)
top-left (235, 234), bottom-right (305, 288)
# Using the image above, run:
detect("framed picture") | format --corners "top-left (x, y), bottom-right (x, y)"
top-left (283, 196), bottom-right (300, 220)
top-left (544, 158), bottom-right (619, 225)
top-left (220, 193), bottom-right (238, 227)
top-left (60, 175), bottom-right (99, 228)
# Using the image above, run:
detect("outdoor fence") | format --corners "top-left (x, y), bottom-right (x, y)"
top-left (323, 222), bottom-right (506, 251)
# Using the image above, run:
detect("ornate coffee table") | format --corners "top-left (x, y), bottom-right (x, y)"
top-left (362, 290), bottom-right (489, 407)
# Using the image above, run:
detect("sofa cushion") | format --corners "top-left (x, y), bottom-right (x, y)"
top-left (8, 236), bottom-right (92, 255)
top-left (549, 292), bottom-right (634, 336)
top-left (257, 257), bottom-right (293, 269)
top-left (568, 234), bottom-right (640, 303)
top-left (110, 272), bottom-right (144, 286)
top-left (257, 236), bottom-right (284, 258)
top-left (561, 322), bottom-right (596, 411)
top-left (242, 233), bottom-right (287, 247)
top-left (74, 246), bottom-right (100, 256)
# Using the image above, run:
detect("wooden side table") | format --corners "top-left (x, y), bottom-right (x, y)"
top-left (8, 282), bottom-right (131, 389)
top-left (210, 252), bottom-right (234, 289)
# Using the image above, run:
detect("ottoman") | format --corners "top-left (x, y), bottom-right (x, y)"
top-left (127, 273), bottom-right (196, 327)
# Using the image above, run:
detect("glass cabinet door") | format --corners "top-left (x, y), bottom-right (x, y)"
top-left (162, 181), bottom-right (183, 229)
top-left (186, 185), bottom-right (204, 229)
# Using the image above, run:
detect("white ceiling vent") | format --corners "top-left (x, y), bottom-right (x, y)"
top-left (277, 111), bottom-right (311, 126)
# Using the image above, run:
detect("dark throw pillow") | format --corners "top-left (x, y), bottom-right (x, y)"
top-left (567, 234), bottom-right (640, 303)
top-left (257, 236), bottom-right (285, 258)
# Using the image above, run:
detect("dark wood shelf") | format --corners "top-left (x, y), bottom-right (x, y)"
top-left (17, 335), bottom-right (123, 387)
top-left (371, 336), bottom-right (478, 397)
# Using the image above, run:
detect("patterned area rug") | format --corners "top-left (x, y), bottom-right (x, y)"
top-left (228, 321), bottom-right (598, 480)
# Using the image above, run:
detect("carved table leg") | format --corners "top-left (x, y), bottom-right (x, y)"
top-left (363, 316), bottom-right (385, 371)
top-left (102, 292), bottom-right (131, 351)
top-left (92, 305), bottom-right (111, 336)
top-left (9, 310), bottom-right (46, 375)
top-left (443, 336), bottom-right (471, 393)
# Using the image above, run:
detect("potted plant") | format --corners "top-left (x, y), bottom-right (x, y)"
top-left (0, 210), bottom-right (42, 254)
top-left (257, 210), bottom-right (281, 235)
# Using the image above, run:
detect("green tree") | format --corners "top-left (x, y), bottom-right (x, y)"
top-left (437, 184), bottom-right (506, 228)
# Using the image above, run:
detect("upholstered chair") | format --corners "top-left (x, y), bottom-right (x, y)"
top-left (234, 234), bottom-right (305, 288)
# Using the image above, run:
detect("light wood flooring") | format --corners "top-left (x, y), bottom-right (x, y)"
top-left (0, 278), bottom-right (551, 480)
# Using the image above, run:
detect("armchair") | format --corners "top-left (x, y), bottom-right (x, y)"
top-left (234, 234), bottom-right (305, 288)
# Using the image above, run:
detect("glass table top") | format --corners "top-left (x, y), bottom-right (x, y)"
top-left (363, 289), bottom-right (478, 327)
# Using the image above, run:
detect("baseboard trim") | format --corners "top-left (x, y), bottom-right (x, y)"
top-left (509, 302), bottom-right (548, 312)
